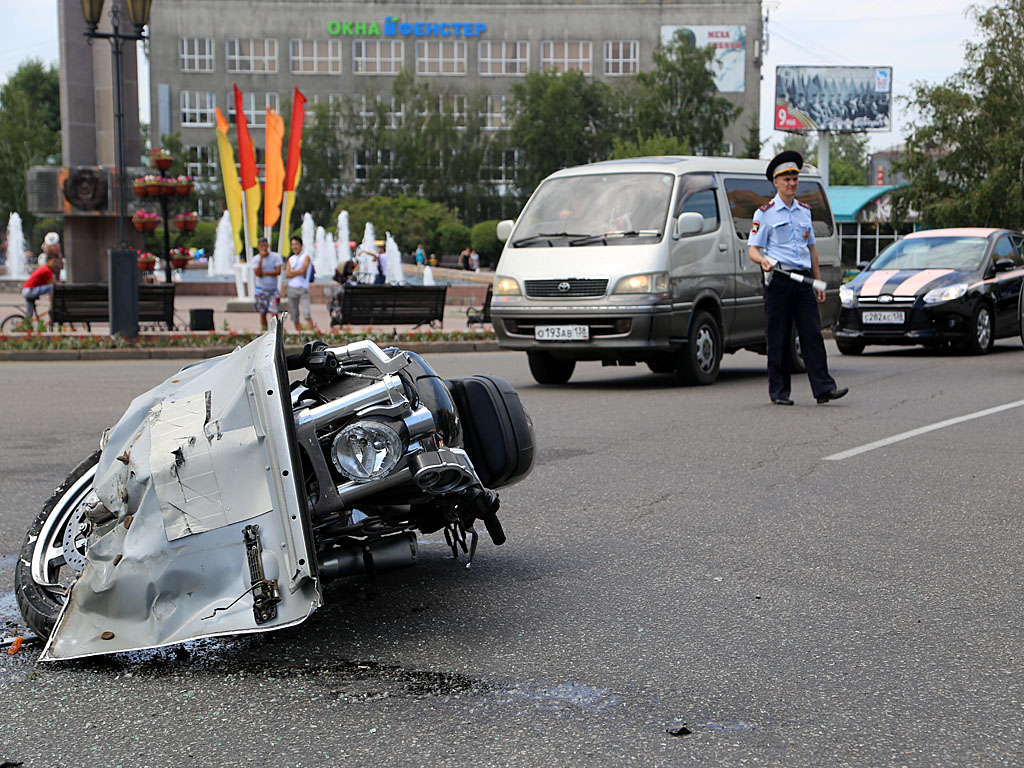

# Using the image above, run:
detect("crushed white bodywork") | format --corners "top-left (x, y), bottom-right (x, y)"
top-left (42, 327), bottom-right (321, 660)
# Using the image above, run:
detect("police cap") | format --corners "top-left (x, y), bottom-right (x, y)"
top-left (766, 150), bottom-right (803, 181)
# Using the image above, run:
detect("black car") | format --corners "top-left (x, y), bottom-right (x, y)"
top-left (835, 228), bottom-right (1024, 355)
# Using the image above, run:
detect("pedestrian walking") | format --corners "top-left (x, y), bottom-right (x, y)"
top-left (284, 236), bottom-right (315, 332)
top-left (252, 237), bottom-right (282, 330)
top-left (747, 150), bottom-right (848, 406)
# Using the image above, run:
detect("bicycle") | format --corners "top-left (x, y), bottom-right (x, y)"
top-left (0, 302), bottom-right (49, 333)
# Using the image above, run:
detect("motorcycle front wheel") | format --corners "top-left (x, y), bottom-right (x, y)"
top-left (14, 450), bottom-right (101, 639)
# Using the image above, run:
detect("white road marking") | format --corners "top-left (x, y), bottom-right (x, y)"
top-left (823, 398), bottom-right (1024, 461)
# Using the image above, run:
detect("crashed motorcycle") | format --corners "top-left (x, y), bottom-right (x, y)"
top-left (14, 323), bottom-right (534, 660)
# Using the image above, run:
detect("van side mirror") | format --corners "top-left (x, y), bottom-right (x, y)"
top-left (994, 257), bottom-right (1015, 272)
top-left (675, 211), bottom-right (704, 238)
top-left (857, 260), bottom-right (870, 271)
top-left (496, 220), bottom-right (515, 242)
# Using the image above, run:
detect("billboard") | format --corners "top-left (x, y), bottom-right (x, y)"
top-left (660, 25), bottom-right (746, 93)
top-left (775, 66), bottom-right (892, 132)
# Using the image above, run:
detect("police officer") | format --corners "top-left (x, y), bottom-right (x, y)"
top-left (748, 151), bottom-right (848, 406)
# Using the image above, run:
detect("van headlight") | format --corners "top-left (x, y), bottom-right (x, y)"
top-left (922, 283), bottom-right (968, 304)
top-left (839, 285), bottom-right (856, 308)
top-left (494, 276), bottom-right (521, 296)
top-left (332, 421), bottom-right (404, 482)
top-left (612, 272), bottom-right (669, 295)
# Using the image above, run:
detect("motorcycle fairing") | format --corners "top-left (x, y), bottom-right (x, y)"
top-left (42, 325), bottom-right (321, 660)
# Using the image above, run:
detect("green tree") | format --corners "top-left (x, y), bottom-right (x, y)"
top-left (893, 0), bottom-right (1024, 228)
top-left (334, 193), bottom-right (464, 255)
top-left (740, 118), bottom-right (765, 159)
top-left (0, 59), bottom-right (61, 233)
top-left (771, 132), bottom-right (869, 186)
top-left (508, 70), bottom-right (616, 194)
top-left (611, 131), bottom-right (689, 159)
top-left (294, 101), bottom-right (347, 227)
top-left (630, 29), bottom-right (740, 155)
top-left (470, 219), bottom-right (501, 266)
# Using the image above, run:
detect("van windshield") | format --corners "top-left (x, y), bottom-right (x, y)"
top-left (511, 172), bottom-right (674, 247)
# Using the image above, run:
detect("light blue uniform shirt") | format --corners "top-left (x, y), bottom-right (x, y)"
top-left (748, 194), bottom-right (815, 271)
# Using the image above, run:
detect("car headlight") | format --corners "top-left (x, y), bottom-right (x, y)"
top-left (332, 421), bottom-right (404, 482)
top-left (612, 272), bottom-right (669, 295)
top-left (494, 276), bottom-right (521, 296)
top-left (839, 285), bottom-right (856, 308)
top-left (922, 283), bottom-right (968, 304)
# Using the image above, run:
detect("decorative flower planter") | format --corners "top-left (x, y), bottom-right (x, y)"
top-left (174, 213), bottom-right (199, 232)
top-left (137, 256), bottom-right (157, 272)
top-left (132, 213), bottom-right (159, 232)
top-left (133, 182), bottom-right (148, 199)
top-left (170, 256), bottom-right (190, 270)
top-left (154, 156), bottom-right (172, 172)
top-left (146, 181), bottom-right (163, 196)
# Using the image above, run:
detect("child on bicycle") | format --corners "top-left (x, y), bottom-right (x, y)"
top-left (22, 250), bottom-right (62, 318)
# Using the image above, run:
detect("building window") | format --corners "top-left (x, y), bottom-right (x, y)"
top-left (415, 40), bottom-right (466, 76)
top-left (540, 41), bottom-right (592, 75)
top-left (304, 93), bottom-right (343, 126)
top-left (180, 91), bottom-right (216, 127)
top-left (353, 39), bottom-right (404, 75)
top-left (479, 41), bottom-right (529, 76)
top-left (356, 95), bottom-right (404, 129)
top-left (226, 38), bottom-right (278, 73)
top-left (179, 37), bottom-right (214, 73)
top-left (482, 95), bottom-right (509, 131)
top-left (354, 148), bottom-right (395, 182)
top-left (184, 145), bottom-right (217, 181)
top-left (481, 149), bottom-right (521, 185)
top-left (226, 91), bottom-right (279, 127)
top-left (290, 39), bottom-right (342, 74)
top-left (603, 40), bottom-right (638, 76)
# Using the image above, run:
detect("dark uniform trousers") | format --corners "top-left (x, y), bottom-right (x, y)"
top-left (763, 272), bottom-right (837, 401)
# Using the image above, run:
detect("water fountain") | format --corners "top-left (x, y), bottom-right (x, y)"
top-left (336, 211), bottom-right (351, 268)
top-left (384, 231), bottom-right (404, 285)
top-left (301, 213), bottom-right (315, 262)
top-left (357, 222), bottom-right (376, 284)
top-left (6, 212), bottom-right (27, 278)
top-left (210, 211), bottom-right (236, 277)
top-left (324, 231), bottom-right (336, 278)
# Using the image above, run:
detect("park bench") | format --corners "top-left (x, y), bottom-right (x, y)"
top-left (50, 283), bottom-right (176, 331)
top-left (330, 284), bottom-right (447, 329)
top-left (466, 284), bottom-right (493, 328)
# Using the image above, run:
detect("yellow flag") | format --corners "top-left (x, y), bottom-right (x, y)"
top-left (264, 109), bottom-right (285, 230)
top-left (215, 108), bottom-right (243, 254)
top-left (280, 160), bottom-right (301, 240)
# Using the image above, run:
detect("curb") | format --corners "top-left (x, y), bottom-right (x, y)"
top-left (0, 340), bottom-right (501, 362)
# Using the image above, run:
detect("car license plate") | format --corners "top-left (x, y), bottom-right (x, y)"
top-left (535, 324), bottom-right (589, 341)
top-left (862, 310), bottom-right (905, 324)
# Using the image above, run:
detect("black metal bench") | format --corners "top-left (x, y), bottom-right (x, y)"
top-left (50, 283), bottom-right (176, 331)
top-left (466, 284), bottom-right (493, 328)
top-left (330, 285), bottom-right (447, 328)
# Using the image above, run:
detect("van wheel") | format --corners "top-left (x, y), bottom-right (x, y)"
top-left (527, 351), bottom-right (575, 384)
top-left (677, 310), bottom-right (721, 385)
top-left (836, 338), bottom-right (865, 355)
top-left (646, 357), bottom-right (675, 374)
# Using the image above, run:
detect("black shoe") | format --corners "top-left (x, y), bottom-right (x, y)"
top-left (772, 397), bottom-right (794, 406)
top-left (816, 387), bottom-right (849, 404)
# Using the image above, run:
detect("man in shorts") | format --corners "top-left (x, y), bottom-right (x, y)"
top-left (284, 236), bottom-right (315, 332)
top-left (252, 237), bottom-right (283, 330)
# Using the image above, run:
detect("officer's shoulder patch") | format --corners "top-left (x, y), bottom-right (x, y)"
top-left (798, 200), bottom-right (811, 209)
top-left (751, 221), bottom-right (760, 235)
top-left (758, 200), bottom-right (773, 212)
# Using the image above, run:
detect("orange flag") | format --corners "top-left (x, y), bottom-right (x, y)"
top-left (263, 108), bottom-right (285, 230)
top-left (280, 87), bottom-right (306, 241)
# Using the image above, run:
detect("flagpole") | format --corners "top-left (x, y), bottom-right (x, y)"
top-left (240, 187), bottom-right (255, 299)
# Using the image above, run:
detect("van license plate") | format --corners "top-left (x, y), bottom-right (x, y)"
top-left (862, 311), bottom-right (905, 324)
top-left (535, 325), bottom-right (589, 341)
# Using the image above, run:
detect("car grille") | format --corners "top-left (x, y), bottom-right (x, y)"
top-left (524, 279), bottom-right (608, 298)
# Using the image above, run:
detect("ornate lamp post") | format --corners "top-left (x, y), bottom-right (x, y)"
top-left (80, 0), bottom-right (152, 338)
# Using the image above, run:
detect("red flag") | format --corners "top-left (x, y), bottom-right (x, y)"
top-left (284, 87), bottom-right (306, 192)
top-left (233, 83), bottom-right (258, 191)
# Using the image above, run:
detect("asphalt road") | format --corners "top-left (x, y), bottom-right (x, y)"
top-left (1, 341), bottom-right (1022, 767)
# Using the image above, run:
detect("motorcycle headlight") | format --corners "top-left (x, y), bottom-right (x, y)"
top-left (613, 272), bottom-right (669, 294)
top-left (922, 283), bottom-right (968, 304)
top-left (839, 285), bottom-right (856, 308)
top-left (332, 421), bottom-right (403, 482)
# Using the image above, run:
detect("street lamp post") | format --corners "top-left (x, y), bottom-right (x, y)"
top-left (80, 0), bottom-right (152, 338)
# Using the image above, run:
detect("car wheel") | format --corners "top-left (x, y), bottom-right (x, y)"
top-left (527, 351), bottom-right (575, 384)
top-left (965, 302), bottom-right (994, 355)
top-left (676, 310), bottom-right (721, 386)
top-left (836, 338), bottom-right (866, 355)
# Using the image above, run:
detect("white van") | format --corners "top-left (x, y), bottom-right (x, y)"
top-left (490, 156), bottom-right (840, 385)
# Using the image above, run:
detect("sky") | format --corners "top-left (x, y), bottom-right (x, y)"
top-left (0, 0), bottom-right (988, 158)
